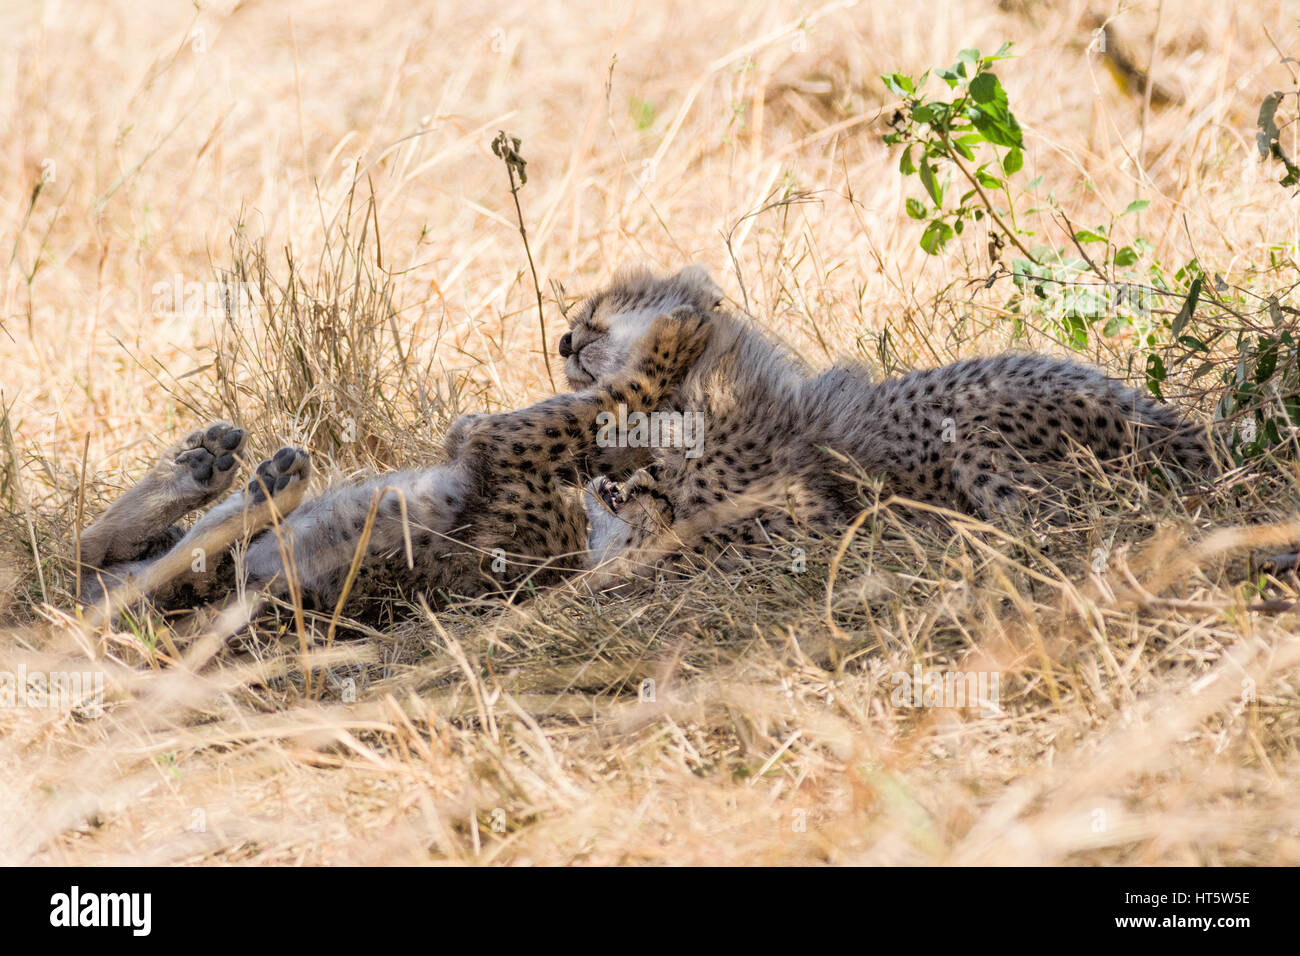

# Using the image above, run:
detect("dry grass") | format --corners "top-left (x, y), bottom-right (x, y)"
top-left (2, 0), bottom-right (1300, 865)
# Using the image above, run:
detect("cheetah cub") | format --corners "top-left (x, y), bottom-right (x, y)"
top-left (565, 267), bottom-right (1213, 575)
top-left (78, 307), bottom-right (713, 618)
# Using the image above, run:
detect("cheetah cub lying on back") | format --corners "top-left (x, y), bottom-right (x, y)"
top-left (566, 267), bottom-right (1213, 576)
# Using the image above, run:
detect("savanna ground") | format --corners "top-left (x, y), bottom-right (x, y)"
top-left (2, 0), bottom-right (1299, 865)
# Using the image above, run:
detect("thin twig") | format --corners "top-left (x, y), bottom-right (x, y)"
top-left (492, 131), bottom-right (556, 391)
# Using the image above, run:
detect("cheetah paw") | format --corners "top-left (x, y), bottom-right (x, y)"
top-left (593, 475), bottom-right (627, 513)
top-left (167, 421), bottom-right (248, 507)
top-left (445, 412), bottom-right (491, 458)
top-left (593, 467), bottom-right (659, 514)
top-left (246, 446), bottom-right (311, 506)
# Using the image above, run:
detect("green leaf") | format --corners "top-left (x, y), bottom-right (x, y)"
top-left (969, 72), bottom-right (1001, 104)
top-left (919, 160), bottom-right (943, 205)
top-left (1121, 199), bottom-right (1149, 216)
top-left (1255, 337), bottom-right (1279, 382)
top-left (1063, 314), bottom-right (1089, 350)
top-left (920, 219), bottom-right (953, 254)
top-left (976, 168), bottom-right (1003, 189)
top-left (1114, 246), bottom-right (1138, 267)
top-left (1146, 352), bottom-right (1167, 400)
top-left (1002, 147), bottom-right (1023, 174)
top-left (1073, 229), bottom-right (1106, 244)
top-left (631, 97), bottom-right (656, 131)
top-left (882, 73), bottom-right (914, 96)
top-left (1171, 276), bottom-right (1202, 338)
top-left (905, 197), bottom-right (927, 219)
top-left (929, 102), bottom-right (955, 128)
top-left (968, 102), bottom-right (1023, 148)
top-left (899, 146), bottom-right (916, 175)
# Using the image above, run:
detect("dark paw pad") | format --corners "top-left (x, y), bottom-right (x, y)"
top-left (176, 447), bottom-right (216, 482)
top-left (207, 423), bottom-right (247, 451)
top-left (247, 447), bottom-right (311, 503)
top-left (175, 422), bottom-right (246, 487)
top-left (178, 421), bottom-right (245, 476)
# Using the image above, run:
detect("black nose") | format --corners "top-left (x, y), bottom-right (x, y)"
top-left (558, 331), bottom-right (573, 358)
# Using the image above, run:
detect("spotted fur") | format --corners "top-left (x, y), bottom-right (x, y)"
top-left (568, 268), bottom-right (1215, 576)
top-left (79, 307), bottom-right (713, 617)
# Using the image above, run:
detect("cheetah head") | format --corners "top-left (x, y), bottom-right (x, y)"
top-left (558, 265), bottom-right (723, 387)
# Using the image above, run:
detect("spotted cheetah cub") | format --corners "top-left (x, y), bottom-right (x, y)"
top-left (565, 267), bottom-right (1213, 575)
top-left (78, 307), bottom-right (713, 618)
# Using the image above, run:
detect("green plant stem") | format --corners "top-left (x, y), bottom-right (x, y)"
top-left (939, 130), bottom-right (1039, 266)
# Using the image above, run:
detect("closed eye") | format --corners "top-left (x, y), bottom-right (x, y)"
top-left (570, 323), bottom-right (606, 348)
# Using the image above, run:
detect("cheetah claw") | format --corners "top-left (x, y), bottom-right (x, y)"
top-left (594, 475), bottom-right (626, 513)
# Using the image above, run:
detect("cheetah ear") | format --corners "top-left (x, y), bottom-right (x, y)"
top-left (675, 264), bottom-right (723, 307)
top-left (611, 262), bottom-right (653, 284)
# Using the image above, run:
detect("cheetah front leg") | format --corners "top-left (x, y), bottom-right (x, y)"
top-left (451, 305), bottom-right (713, 478)
top-left (585, 472), bottom-right (836, 581)
top-left (584, 468), bottom-right (675, 565)
top-left (79, 421), bottom-right (248, 571)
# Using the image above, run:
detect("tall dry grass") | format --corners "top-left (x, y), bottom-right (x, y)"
top-left (1, 0), bottom-right (1298, 864)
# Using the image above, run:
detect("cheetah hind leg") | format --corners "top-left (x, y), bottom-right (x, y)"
top-left (79, 421), bottom-right (248, 571)
top-left (84, 447), bottom-right (312, 612)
